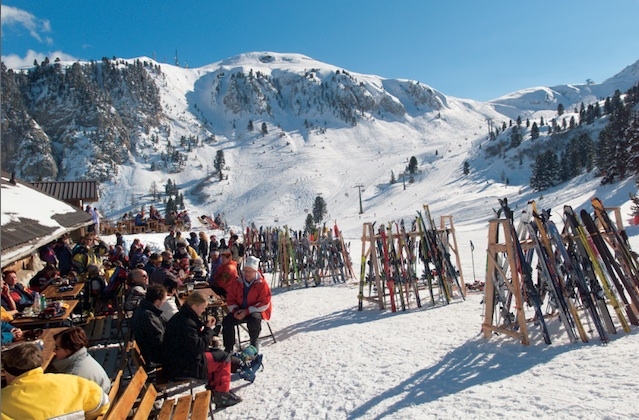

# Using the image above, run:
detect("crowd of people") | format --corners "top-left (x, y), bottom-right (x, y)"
top-left (122, 206), bottom-right (194, 231)
top-left (1, 224), bottom-right (272, 413)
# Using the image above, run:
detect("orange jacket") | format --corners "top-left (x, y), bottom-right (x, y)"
top-left (226, 272), bottom-right (272, 321)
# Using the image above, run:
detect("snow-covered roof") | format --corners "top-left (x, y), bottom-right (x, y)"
top-left (1, 171), bottom-right (93, 267)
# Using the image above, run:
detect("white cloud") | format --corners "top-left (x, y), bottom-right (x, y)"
top-left (1, 49), bottom-right (79, 69)
top-left (1, 5), bottom-right (51, 43)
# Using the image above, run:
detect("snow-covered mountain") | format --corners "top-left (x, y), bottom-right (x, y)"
top-left (2, 52), bottom-right (638, 238)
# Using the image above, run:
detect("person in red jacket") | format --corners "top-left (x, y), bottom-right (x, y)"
top-left (222, 255), bottom-right (272, 352)
top-left (210, 249), bottom-right (238, 298)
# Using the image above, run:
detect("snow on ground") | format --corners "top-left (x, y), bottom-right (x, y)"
top-left (108, 186), bottom-right (639, 419)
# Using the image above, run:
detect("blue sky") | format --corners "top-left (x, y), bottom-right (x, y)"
top-left (2, 0), bottom-right (639, 101)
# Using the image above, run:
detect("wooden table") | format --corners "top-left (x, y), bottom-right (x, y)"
top-left (146, 220), bottom-right (159, 232)
top-left (41, 283), bottom-right (85, 300)
top-left (2, 326), bottom-right (67, 387)
top-left (177, 287), bottom-right (225, 308)
top-left (10, 300), bottom-right (78, 329)
top-left (117, 220), bottom-right (134, 234)
top-left (40, 327), bottom-right (68, 370)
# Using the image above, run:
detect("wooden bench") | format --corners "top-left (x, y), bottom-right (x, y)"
top-left (157, 391), bottom-right (211, 420)
top-left (90, 346), bottom-right (122, 381)
top-left (129, 340), bottom-right (207, 400)
top-left (101, 224), bottom-right (117, 235)
top-left (146, 220), bottom-right (159, 232)
top-left (126, 340), bottom-right (213, 420)
top-left (96, 369), bottom-right (122, 420)
top-left (132, 225), bottom-right (146, 234)
top-left (85, 315), bottom-right (118, 345)
top-left (102, 367), bottom-right (157, 420)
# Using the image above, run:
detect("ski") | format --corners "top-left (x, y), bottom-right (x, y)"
top-left (580, 209), bottom-right (639, 326)
top-left (498, 198), bottom-right (552, 344)
top-left (546, 217), bottom-right (609, 343)
top-left (564, 205), bottom-right (628, 333)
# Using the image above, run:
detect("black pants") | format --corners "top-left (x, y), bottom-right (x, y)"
top-left (222, 311), bottom-right (262, 352)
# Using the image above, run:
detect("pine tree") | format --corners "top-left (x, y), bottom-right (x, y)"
top-left (530, 150), bottom-right (560, 191)
top-left (304, 214), bottom-right (315, 234)
top-left (626, 116), bottom-right (639, 174)
top-left (463, 161), bottom-right (470, 175)
top-left (557, 103), bottom-right (565, 116)
top-left (312, 195), bottom-right (327, 224)
top-left (261, 122), bottom-right (268, 135)
top-left (559, 151), bottom-right (572, 182)
top-left (214, 150), bottom-right (225, 180)
top-left (569, 116), bottom-right (576, 129)
top-left (597, 97), bottom-right (630, 183)
top-left (408, 156), bottom-right (418, 175)
top-left (530, 122), bottom-right (540, 140)
top-left (165, 179), bottom-right (173, 196)
top-left (569, 133), bottom-right (595, 174)
top-left (166, 197), bottom-right (177, 214)
top-left (509, 126), bottom-right (522, 148)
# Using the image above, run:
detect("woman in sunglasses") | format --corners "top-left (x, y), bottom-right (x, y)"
top-left (51, 326), bottom-right (111, 393)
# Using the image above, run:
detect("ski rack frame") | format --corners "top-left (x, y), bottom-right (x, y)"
top-left (483, 217), bottom-right (532, 345)
top-left (360, 222), bottom-right (385, 309)
top-left (439, 215), bottom-right (466, 296)
top-left (358, 212), bottom-right (464, 311)
top-left (483, 201), bottom-right (638, 346)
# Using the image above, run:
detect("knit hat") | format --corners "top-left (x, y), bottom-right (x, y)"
top-left (244, 255), bottom-right (260, 271)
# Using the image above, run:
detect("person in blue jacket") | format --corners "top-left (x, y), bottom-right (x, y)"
top-left (1, 320), bottom-right (23, 345)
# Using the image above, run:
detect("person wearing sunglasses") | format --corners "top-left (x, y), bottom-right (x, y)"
top-left (51, 326), bottom-right (111, 393)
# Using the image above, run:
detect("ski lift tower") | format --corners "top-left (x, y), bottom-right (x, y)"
top-left (354, 184), bottom-right (364, 214)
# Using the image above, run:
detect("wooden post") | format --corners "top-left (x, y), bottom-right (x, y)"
top-left (439, 215), bottom-right (465, 296)
top-left (482, 218), bottom-right (530, 345)
top-left (360, 223), bottom-right (385, 309)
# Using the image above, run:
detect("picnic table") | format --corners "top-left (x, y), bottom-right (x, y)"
top-left (176, 287), bottom-right (225, 308)
top-left (41, 282), bottom-right (85, 300)
top-left (10, 300), bottom-right (78, 329)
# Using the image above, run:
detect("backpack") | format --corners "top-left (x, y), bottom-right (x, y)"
top-left (103, 266), bottom-right (128, 299)
top-left (237, 243), bottom-right (245, 257)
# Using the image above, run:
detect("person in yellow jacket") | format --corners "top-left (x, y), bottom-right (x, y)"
top-left (1, 342), bottom-right (110, 420)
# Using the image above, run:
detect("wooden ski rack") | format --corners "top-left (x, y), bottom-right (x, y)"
top-left (358, 211), bottom-right (464, 311)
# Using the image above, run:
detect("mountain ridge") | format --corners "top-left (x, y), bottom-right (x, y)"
top-left (2, 52), bottom-right (638, 231)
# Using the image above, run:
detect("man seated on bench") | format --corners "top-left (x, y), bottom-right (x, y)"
top-left (123, 268), bottom-right (149, 312)
top-left (1, 342), bottom-right (110, 419)
top-left (162, 292), bottom-right (241, 409)
top-left (131, 284), bottom-right (167, 368)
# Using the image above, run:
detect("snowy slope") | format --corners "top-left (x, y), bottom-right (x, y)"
top-left (100, 53), bottom-right (638, 232)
